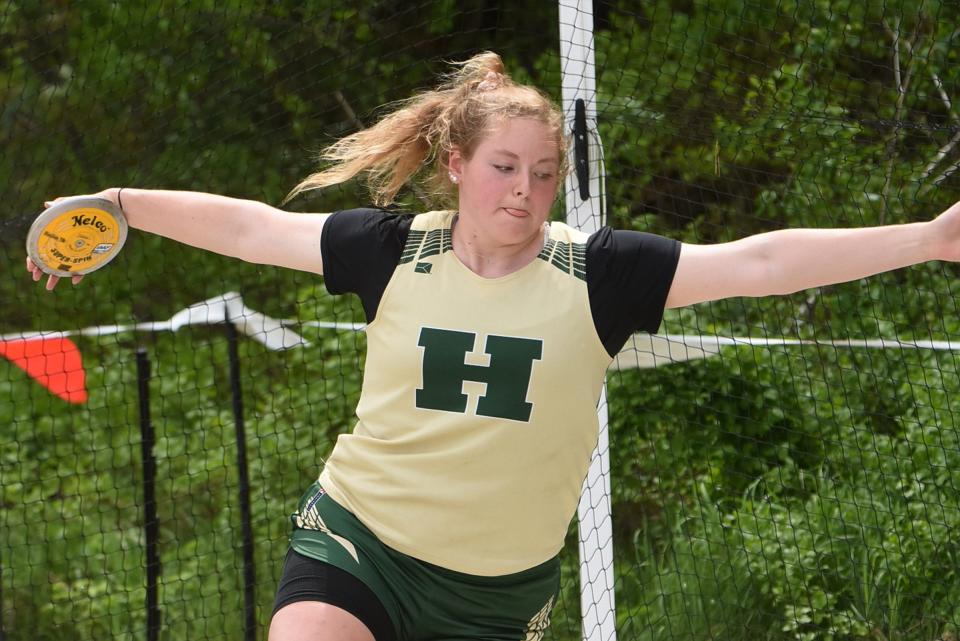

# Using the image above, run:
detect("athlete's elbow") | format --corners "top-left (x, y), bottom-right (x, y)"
top-left (738, 244), bottom-right (798, 298)
top-left (233, 204), bottom-right (282, 264)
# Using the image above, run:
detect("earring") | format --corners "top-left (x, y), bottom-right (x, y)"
top-left (449, 172), bottom-right (459, 184)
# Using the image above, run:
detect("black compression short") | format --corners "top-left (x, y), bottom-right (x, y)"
top-left (272, 549), bottom-right (397, 641)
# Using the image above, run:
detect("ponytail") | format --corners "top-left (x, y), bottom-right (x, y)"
top-left (287, 52), bottom-right (565, 208)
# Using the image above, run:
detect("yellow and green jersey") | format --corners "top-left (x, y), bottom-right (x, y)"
top-left (316, 208), bottom-right (679, 576)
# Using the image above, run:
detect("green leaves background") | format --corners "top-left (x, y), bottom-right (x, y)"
top-left (3, 1), bottom-right (960, 639)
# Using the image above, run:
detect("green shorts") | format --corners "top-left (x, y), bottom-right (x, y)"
top-left (288, 482), bottom-right (560, 641)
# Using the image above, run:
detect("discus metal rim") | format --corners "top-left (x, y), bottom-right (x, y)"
top-left (26, 196), bottom-right (128, 278)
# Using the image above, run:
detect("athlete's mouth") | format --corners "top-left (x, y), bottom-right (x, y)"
top-left (503, 207), bottom-right (530, 217)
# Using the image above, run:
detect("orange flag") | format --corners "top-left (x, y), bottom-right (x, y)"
top-left (0, 337), bottom-right (88, 404)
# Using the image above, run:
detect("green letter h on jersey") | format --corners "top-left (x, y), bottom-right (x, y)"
top-left (417, 328), bottom-right (543, 422)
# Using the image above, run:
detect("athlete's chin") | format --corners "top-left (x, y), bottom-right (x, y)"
top-left (494, 215), bottom-right (547, 246)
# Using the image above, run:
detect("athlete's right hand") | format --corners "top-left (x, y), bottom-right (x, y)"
top-left (27, 255), bottom-right (85, 292)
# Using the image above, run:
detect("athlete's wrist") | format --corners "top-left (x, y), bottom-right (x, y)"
top-left (97, 187), bottom-right (124, 211)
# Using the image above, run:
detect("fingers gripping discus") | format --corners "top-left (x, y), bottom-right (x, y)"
top-left (27, 197), bottom-right (128, 277)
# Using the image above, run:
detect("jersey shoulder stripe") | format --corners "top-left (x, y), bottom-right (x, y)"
top-left (399, 211), bottom-right (455, 265)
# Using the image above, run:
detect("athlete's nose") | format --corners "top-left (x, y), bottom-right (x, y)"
top-left (514, 172), bottom-right (531, 198)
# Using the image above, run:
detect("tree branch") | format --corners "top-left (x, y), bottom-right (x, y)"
top-left (919, 128), bottom-right (960, 187)
top-left (333, 89), bottom-right (361, 128)
top-left (926, 156), bottom-right (960, 193)
top-left (880, 18), bottom-right (928, 220)
top-left (917, 69), bottom-right (960, 195)
top-left (930, 69), bottom-right (954, 116)
top-left (915, 25), bottom-right (960, 198)
top-left (881, 19), bottom-right (906, 222)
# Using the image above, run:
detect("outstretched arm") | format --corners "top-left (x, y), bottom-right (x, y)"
top-left (114, 188), bottom-right (329, 272)
top-left (664, 201), bottom-right (960, 309)
top-left (29, 188), bottom-right (330, 289)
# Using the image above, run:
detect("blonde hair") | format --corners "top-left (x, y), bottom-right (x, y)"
top-left (286, 51), bottom-right (567, 208)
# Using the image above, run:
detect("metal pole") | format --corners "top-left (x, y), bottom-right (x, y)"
top-left (225, 320), bottom-right (257, 641)
top-left (136, 348), bottom-right (162, 641)
top-left (559, 1), bottom-right (619, 640)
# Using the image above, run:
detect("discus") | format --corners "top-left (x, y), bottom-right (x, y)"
top-left (26, 196), bottom-right (128, 278)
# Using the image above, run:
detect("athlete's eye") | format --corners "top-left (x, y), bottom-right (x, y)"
top-left (535, 172), bottom-right (554, 180)
top-left (493, 164), bottom-right (513, 173)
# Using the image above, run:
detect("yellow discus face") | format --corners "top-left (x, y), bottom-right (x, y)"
top-left (26, 198), bottom-right (128, 277)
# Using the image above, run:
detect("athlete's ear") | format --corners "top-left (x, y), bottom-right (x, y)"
top-left (447, 146), bottom-right (464, 178)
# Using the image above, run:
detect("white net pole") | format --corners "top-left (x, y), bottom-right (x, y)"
top-left (559, 2), bottom-right (617, 641)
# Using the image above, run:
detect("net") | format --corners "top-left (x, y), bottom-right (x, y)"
top-left (3, 2), bottom-right (960, 640)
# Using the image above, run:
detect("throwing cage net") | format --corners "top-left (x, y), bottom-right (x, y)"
top-left (3, 1), bottom-right (960, 640)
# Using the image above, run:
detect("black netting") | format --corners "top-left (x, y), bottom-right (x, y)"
top-left (3, 2), bottom-right (960, 640)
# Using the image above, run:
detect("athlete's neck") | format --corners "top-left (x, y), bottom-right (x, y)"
top-left (451, 213), bottom-right (548, 278)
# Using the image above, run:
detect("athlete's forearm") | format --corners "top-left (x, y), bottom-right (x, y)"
top-left (738, 221), bottom-right (936, 296)
top-left (668, 221), bottom-right (939, 308)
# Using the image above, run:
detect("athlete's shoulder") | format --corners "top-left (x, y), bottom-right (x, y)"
top-left (323, 207), bottom-right (415, 252)
top-left (533, 221), bottom-right (590, 282)
top-left (546, 220), bottom-right (591, 244)
top-left (408, 210), bottom-right (457, 232)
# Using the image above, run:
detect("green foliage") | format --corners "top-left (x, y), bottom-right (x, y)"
top-left (4, 1), bottom-right (960, 639)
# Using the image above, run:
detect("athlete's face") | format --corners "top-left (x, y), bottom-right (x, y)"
top-left (448, 117), bottom-right (560, 247)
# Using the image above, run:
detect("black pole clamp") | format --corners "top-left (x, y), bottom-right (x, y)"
top-left (574, 98), bottom-right (590, 200)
